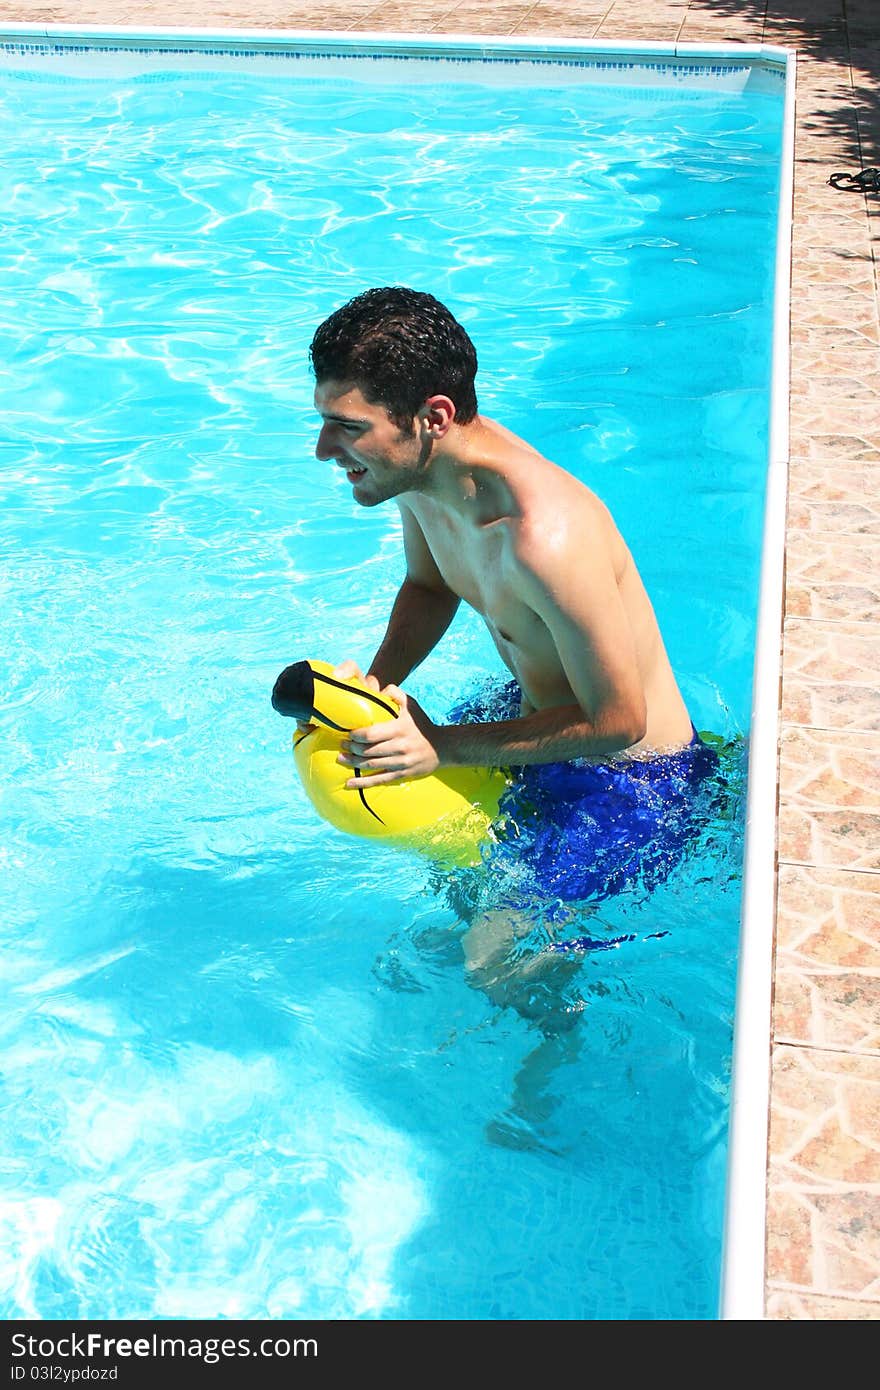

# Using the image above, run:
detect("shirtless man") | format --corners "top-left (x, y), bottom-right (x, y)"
top-left (301, 286), bottom-right (717, 1034)
top-left (307, 285), bottom-right (695, 784)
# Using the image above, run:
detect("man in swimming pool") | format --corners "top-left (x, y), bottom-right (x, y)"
top-left (308, 285), bottom-right (695, 782)
top-left (306, 285), bottom-right (720, 1048)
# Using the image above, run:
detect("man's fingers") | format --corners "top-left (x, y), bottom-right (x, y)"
top-left (345, 768), bottom-right (407, 789)
top-left (332, 660), bottom-right (382, 694)
top-left (338, 741), bottom-right (400, 767)
top-left (333, 659), bottom-right (360, 679)
top-left (346, 725), bottom-right (397, 750)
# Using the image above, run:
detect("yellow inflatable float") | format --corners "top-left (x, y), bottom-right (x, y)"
top-left (272, 658), bottom-right (507, 867)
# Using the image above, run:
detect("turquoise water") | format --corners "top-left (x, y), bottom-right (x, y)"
top-left (0, 52), bottom-right (783, 1320)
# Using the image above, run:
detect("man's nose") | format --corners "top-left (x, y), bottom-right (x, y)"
top-left (315, 424), bottom-right (335, 461)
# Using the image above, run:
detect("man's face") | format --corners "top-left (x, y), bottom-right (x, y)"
top-left (314, 380), bottom-right (425, 508)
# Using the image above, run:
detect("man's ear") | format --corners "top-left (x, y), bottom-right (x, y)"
top-left (418, 395), bottom-right (456, 439)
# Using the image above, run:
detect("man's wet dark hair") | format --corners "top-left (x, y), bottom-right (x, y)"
top-left (309, 286), bottom-right (479, 431)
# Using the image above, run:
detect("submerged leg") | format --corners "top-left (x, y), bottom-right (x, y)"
top-left (486, 1029), bottom-right (584, 1152)
top-left (459, 908), bottom-right (587, 1151)
top-left (461, 907), bottom-right (585, 1035)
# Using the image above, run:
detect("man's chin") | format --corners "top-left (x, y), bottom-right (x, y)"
top-left (351, 486), bottom-right (384, 508)
top-left (351, 476), bottom-right (394, 507)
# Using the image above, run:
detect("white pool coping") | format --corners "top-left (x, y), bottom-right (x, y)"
top-left (719, 43), bottom-right (796, 1324)
top-left (0, 23), bottom-right (797, 1322)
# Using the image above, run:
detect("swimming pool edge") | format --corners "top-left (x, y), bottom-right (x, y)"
top-left (0, 21), bottom-right (794, 1321)
top-left (0, 21), bottom-right (791, 76)
top-left (718, 44), bottom-right (796, 1323)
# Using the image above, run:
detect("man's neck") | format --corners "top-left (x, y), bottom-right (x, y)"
top-left (417, 416), bottom-right (520, 524)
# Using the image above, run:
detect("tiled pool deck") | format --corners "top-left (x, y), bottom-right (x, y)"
top-left (4, 0), bottom-right (877, 1321)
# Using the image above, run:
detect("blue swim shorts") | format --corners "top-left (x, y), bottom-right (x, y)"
top-left (448, 679), bottom-right (721, 905)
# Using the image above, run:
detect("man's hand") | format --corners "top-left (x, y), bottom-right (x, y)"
top-left (337, 687), bottom-right (444, 787)
top-left (333, 659), bottom-right (381, 693)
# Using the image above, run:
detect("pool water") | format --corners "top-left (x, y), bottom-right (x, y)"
top-left (0, 46), bottom-right (783, 1320)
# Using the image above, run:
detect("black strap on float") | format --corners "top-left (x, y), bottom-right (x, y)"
top-left (828, 167), bottom-right (880, 193)
top-left (310, 669), bottom-right (392, 825)
top-left (312, 668), bottom-right (398, 724)
top-left (352, 767), bottom-right (386, 824)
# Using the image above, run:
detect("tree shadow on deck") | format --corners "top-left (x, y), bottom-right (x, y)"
top-left (690, 0), bottom-right (880, 173)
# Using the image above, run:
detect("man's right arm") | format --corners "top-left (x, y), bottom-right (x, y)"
top-left (368, 505), bottom-right (460, 688)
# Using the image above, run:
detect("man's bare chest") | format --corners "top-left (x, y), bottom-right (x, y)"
top-left (418, 511), bottom-right (507, 612)
top-left (416, 509), bottom-right (555, 651)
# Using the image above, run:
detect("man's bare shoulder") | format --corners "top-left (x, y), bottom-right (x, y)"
top-left (480, 419), bottom-right (607, 515)
top-left (521, 506), bottom-right (616, 587)
top-left (508, 456), bottom-right (616, 555)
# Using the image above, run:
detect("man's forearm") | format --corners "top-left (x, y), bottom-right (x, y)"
top-left (368, 578), bottom-right (460, 688)
top-left (435, 703), bottom-right (643, 767)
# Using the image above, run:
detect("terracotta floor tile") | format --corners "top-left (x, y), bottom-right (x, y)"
top-left (792, 220), bottom-right (875, 261)
top-left (417, 4), bottom-right (540, 34)
top-left (587, 23), bottom-right (682, 38)
top-left (779, 725), bottom-right (880, 807)
top-left (766, 1188), bottom-right (814, 1285)
top-left (768, 1044), bottom-right (880, 1185)
top-left (790, 326), bottom-right (880, 365)
top-left (766, 1289), bottom-right (880, 1317)
top-left (774, 968), bottom-right (880, 1049)
top-left (790, 370), bottom-right (880, 401)
top-left (795, 109), bottom-right (862, 147)
top-left (783, 615), bottom-right (880, 675)
top-left (793, 277), bottom-right (880, 311)
top-left (787, 496), bottom-right (880, 535)
top-left (820, 1217), bottom-right (880, 1293)
top-left (795, 74), bottom-right (854, 102)
top-left (778, 804), bottom-right (880, 870)
top-left (346, 14), bottom-right (441, 32)
top-left (677, 28), bottom-right (765, 44)
top-left (784, 529), bottom-right (880, 620)
top-left (795, 212), bottom-right (873, 247)
top-left (793, 434), bottom-right (880, 461)
top-left (791, 414), bottom-right (880, 453)
top-left (781, 620), bottom-right (880, 729)
top-left (790, 345), bottom-right (880, 379)
top-left (783, 676), bottom-right (880, 731)
top-left (776, 862), bottom-right (880, 967)
top-left (510, 8), bottom-right (613, 36)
